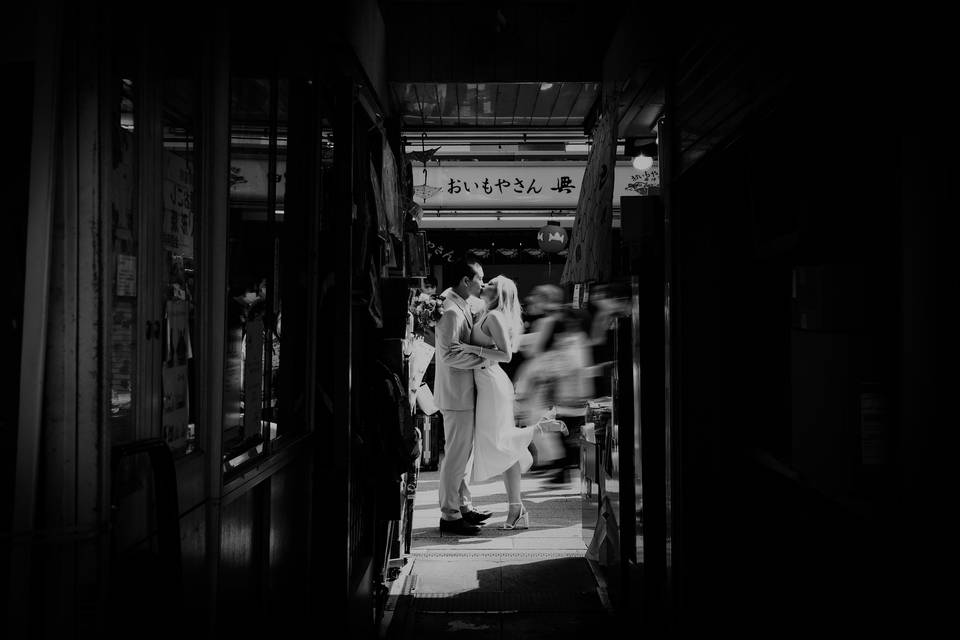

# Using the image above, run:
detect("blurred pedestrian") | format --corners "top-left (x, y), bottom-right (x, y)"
top-left (515, 305), bottom-right (594, 483)
top-left (581, 281), bottom-right (633, 395)
top-left (517, 284), bottom-right (564, 359)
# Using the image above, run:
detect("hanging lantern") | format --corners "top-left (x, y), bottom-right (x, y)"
top-left (537, 221), bottom-right (568, 253)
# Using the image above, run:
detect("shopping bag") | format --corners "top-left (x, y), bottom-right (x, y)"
top-left (532, 428), bottom-right (565, 465)
top-left (585, 495), bottom-right (621, 566)
top-left (408, 340), bottom-right (435, 390)
top-left (415, 383), bottom-right (439, 416)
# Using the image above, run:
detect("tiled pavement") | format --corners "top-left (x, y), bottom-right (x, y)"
top-left (383, 468), bottom-right (616, 639)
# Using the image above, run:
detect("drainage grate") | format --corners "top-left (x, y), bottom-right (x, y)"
top-left (414, 590), bottom-right (605, 613)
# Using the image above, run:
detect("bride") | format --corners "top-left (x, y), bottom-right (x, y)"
top-left (450, 275), bottom-right (567, 530)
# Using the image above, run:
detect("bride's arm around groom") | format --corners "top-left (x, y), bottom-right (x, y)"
top-left (450, 311), bottom-right (513, 363)
top-left (435, 307), bottom-right (489, 370)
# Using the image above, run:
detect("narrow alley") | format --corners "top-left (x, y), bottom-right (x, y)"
top-left (384, 469), bottom-right (616, 639)
top-left (3, 3), bottom-right (948, 639)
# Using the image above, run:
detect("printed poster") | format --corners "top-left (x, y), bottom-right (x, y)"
top-left (163, 150), bottom-right (195, 258)
top-left (165, 299), bottom-right (193, 364)
top-left (116, 254), bottom-right (137, 297)
top-left (162, 364), bottom-right (189, 451)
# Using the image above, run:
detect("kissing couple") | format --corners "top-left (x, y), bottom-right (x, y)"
top-left (433, 258), bottom-right (567, 535)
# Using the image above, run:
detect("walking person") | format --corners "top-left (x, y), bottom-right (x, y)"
top-left (513, 306), bottom-right (594, 483)
top-left (434, 258), bottom-right (494, 535)
top-left (450, 275), bottom-right (567, 529)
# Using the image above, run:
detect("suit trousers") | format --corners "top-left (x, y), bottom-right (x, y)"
top-left (438, 408), bottom-right (475, 520)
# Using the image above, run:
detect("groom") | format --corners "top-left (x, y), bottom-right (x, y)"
top-left (434, 257), bottom-right (493, 535)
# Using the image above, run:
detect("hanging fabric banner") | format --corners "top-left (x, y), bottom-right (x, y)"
top-left (370, 158), bottom-right (388, 239)
top-left (561, 85), bottom-right (617, 285)
top-left (382, 138), bottom-right (403, 239)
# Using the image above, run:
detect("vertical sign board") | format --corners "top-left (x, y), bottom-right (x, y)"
top-left (562, 87), bottom-right (617, 285)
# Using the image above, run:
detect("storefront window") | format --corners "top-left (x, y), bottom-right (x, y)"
top-left (222, 75), bottom-right (323, 472)
top-left (223, 76), bottom-right (288, 468)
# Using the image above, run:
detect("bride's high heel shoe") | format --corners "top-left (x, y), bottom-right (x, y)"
top-left (499, 502), bottom-right (529, 530)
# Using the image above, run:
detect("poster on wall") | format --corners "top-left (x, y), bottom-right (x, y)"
top-left (111, 302), bottom-right (135, 414)
top-left (116, 254), bottom-right (137, 297)
top-left (165, 299), bottom-right (193, 364)
top-left (229, 157), bottom-right (287, 203)
top-left (163, 151), bottom-right (195, 258)
top-left (162, 365), bottom-right (189, 451)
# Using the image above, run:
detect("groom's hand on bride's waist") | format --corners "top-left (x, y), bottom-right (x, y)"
top-left (450, 343), bottom-right (479, 355)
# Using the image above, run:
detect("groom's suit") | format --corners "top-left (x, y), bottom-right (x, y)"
top-left (434, 289), bottom-right (489, 521)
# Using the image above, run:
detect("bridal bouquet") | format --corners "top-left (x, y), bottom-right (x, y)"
top-left (411, 293), bottom-right (444, 330)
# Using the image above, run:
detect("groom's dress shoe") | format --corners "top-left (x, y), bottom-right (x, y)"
top-left (461, 510), bottom-right (492, 525)
top-left (439, 518), bottom-right (482, 535)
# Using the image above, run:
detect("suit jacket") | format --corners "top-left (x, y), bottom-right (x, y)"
top-left (434, 290), bottom-right (488, 410)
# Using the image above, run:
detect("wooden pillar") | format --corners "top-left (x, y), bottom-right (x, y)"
top-left (9, 0), bottom-right (63, 633)
top-left (199, 15), bottom-right (230, 632)
top-left (659, 46), bottom-right (683, 636)
top-left (10, 5), bottom-right (111, 635)
top-left (74, 8), bottom-right (110, 632)
top-left (323, 73), bottom-right (355, 606)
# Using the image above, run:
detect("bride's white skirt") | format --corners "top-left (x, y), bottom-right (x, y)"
top-left (471, 364), bottom-right (535, 483)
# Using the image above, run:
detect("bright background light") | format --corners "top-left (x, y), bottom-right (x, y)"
top-left (632, 154), bottom-right (653, 171)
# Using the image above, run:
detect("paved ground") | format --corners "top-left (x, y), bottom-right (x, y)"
top-left (384, 468), bottom-right (617, 639)
top-left (411, 467), bottom-right (586, 551)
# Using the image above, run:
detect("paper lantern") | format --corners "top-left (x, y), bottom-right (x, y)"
top-left (537, 221), bottom-right (568, 253)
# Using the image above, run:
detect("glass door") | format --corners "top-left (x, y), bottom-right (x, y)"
top-left (159, 72), bottom-right (200, 455)
top-left (108, 36), bottom-right (202, 454)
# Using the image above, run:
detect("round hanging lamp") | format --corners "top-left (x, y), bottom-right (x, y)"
top-left (537, 220), bottom-right (568, 253)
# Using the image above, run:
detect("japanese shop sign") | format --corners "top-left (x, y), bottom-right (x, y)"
top-left (230, 158), bottom-right (287, 202)
top-left (415, 161), bottom-right (659, 209)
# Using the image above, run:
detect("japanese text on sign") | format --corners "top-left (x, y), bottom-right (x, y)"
top-left (417, 163), bottom-right (657, 209)
top-left (445, 176), bottom-right (570, 195)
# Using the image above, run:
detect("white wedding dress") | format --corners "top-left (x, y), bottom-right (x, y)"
top-left (470, 311), bottom-right (536, 483)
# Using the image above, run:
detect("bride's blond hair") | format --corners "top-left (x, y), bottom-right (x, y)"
top-left (486, 275), bottom-right (524, 352)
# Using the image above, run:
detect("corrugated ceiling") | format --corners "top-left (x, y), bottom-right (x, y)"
top-left (391, 82), bottom-right (599, 129)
